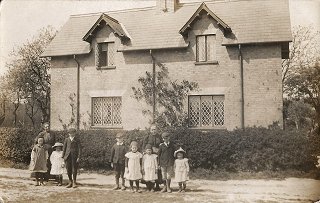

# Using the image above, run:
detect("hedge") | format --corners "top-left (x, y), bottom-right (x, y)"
top-left (0, 127), bottom-right (317, 172)
top-left (50, 129), bottom-right (148, 170)
top-left (169, 128), bottom-right (316, 172)
top-left (0, 128), bottom-right (35, 163)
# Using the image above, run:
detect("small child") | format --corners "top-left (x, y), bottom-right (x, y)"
top-left (158, 132), bottom-right (176, 193)
top-left (174, 147), bottom-right (189, 192)
top-left (110, 133), bottom-right (127, 190)
top-left (29, 137), bottom-right (48, 186)
top-left (50, 142), bottom-right (65, 186)
top-left (125, 141), bottom-right (143, 193)
top-left (142, 144), bottom-right (158, 192)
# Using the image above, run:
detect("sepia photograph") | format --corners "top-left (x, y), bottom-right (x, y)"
top-left (0, 0), bottom-right (319, 202)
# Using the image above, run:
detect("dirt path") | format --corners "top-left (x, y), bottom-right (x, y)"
top-left (0, 168), bottom-right (320, 203)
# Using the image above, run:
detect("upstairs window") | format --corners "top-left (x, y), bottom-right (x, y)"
top-left (95, 42), bottom-right (115, 68)
top-left (189, 95), bottom-right (224, 128)
top-left (196, 35), bottom-right (216, 62)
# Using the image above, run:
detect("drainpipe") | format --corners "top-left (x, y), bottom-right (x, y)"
top-left (73, 55), bottom-right (80, 131)
top-left (239, 44), bottom-right (245, 129)
top-left (150, 50), bottom-right (156, 123)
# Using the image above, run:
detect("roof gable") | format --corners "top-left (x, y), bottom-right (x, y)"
top-left (179, 2), bottom-right (231, 36)
top-left (42, 0), bottom-right (292, 57)
top-left (83, 13), bottom-right (129, 42)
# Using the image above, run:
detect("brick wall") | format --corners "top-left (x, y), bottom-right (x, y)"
top-left (50, 14), bottom-right (283, 130)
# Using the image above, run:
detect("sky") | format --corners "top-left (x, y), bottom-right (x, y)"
top-left (0, 0), bottom-right (319, 76)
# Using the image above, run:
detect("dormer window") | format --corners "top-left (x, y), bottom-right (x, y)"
top-left (196, 35), bottom-right (216, 63)
top-left (95, 42), bottom-right (115, 69)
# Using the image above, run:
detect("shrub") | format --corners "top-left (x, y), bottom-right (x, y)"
top-left (0, 127), bottom-right (317, 173)
top-left (0, 128), bottom-right (36, 164)
top-left (50, 129), bottom-right (148, 170)
top-left (169, 127), bottom-right (316, 172)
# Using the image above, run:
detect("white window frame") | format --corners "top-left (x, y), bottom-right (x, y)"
top-left (95, 42), bottom-right (115, 69)
top-left (196, 34), bottom-right (216, 63)
top-left (91, 97), bottom-right (122, 128)
top-left (188, 95), bottom-right (225, 128)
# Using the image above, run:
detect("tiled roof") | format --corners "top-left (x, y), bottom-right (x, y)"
top-left (42, 0), bottom-right (292, 57)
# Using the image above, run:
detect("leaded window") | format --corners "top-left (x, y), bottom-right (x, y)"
top-left (189, 95), bottom-right (224, 128)
top-left (92, 97), bottom-right (122, 127)
top-left (196, 35), bottom-right (216, 62)
top-left (95, 42), bottom-right (115, 68)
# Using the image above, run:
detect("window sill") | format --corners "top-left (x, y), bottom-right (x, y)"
top-left (96, 66), bottom-right (116, 70)
top-left (90, 126), bottom-right (123, 129)
top-left (188, 126), bottom-right (226, 130)
top-left (194, 61), bottom-right (218, 65)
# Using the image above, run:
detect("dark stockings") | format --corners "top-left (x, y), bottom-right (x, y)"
top-left (178, 182), bottom-right (187, 192)
top-left (35, 172), bottom-right (45, 184)
top-left (129, 180), bottom-right (139, 190)
top-left (146, 182), bottom-right (155, 191)
top-left (56, 174), bottom-right (63, 185)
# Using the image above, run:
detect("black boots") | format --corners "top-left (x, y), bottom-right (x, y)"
top-left (57, 175), bottom-right (63, 186)
top-left (178, 182), bottom-right (186, 192)
top-left (113, 178), bottom-right (120, 190)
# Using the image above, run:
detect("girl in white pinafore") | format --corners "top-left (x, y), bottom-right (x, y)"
top-left (174, 147), bottom-right (189, 192)
top-left (50, 142), bottom-right (65, 186)
top-left (125, 141), bottom-right (143, 193)
top-left (142, 144), bottom-right (158, 192)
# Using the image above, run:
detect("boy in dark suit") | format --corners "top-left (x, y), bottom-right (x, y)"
top-left (109, 132), bottom-right (127, 190)
top-left (62, 128), bottom-right (81, 188)
top-left (158, 132), bottom-right (176, 193)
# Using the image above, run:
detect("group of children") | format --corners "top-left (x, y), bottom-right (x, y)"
top-left (30, 126), bottom-right (190, 193)
top-left (30, 128), bottom-right (81, 188)
top-left (110, 132), bottom-right (190, 193)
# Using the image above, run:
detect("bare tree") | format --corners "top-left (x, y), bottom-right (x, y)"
top-left (3, 26), bottom-right (56, 127)
top-left (0, 79), bottom-right (6, 126)
top-left (284, 26), bottom-right (320, 132)
top-left (282, 26), bottom-right (320, 89)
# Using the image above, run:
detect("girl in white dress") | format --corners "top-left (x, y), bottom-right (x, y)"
top-left (142, 144), bottom-right (158, 192)
top-left (174, 147), bottom-right (189, 192)
top-left (125, 141), bottom-right (143, 193)
top-left (50, 142), bottom-right (65, 186)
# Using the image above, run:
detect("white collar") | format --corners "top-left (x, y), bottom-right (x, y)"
top-left (69, 136), bottom-right (75, 141)
top-left (117, 142), bottom-right (123, 146)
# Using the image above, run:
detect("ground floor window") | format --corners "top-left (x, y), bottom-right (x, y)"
top-left (92, 97), bottom-right (122, 127)
top-left (189, 95), bottom-right (225, 128)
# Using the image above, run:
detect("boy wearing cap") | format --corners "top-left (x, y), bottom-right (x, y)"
top-left (62, 128), bottom-right (81, 188)
top-left (110, 132), bottom-right (127, 190)
top-left (158, 132), bottom-right (176, 193)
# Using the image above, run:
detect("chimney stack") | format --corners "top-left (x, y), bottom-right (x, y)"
top-left (157, 0), bottom-right (179, 13)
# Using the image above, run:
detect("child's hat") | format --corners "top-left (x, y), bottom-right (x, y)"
top-left (43, 122), bottom-right (49, 127)
top-left (68, 128), bottom-right (77, 133)
top-left (116, 133), bottom-right (124, 138)
top-left (145, 144), bottom-right (152, 150)
top-left (161, 132), bottom-right (170, 138)
top-left (174, 147), bottom-right (186, 158)
top-left (52, 142), bottom-right (63, 148)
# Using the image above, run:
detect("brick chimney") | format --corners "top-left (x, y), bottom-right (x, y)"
top-left (157, 0), bottom-right (179, 13)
